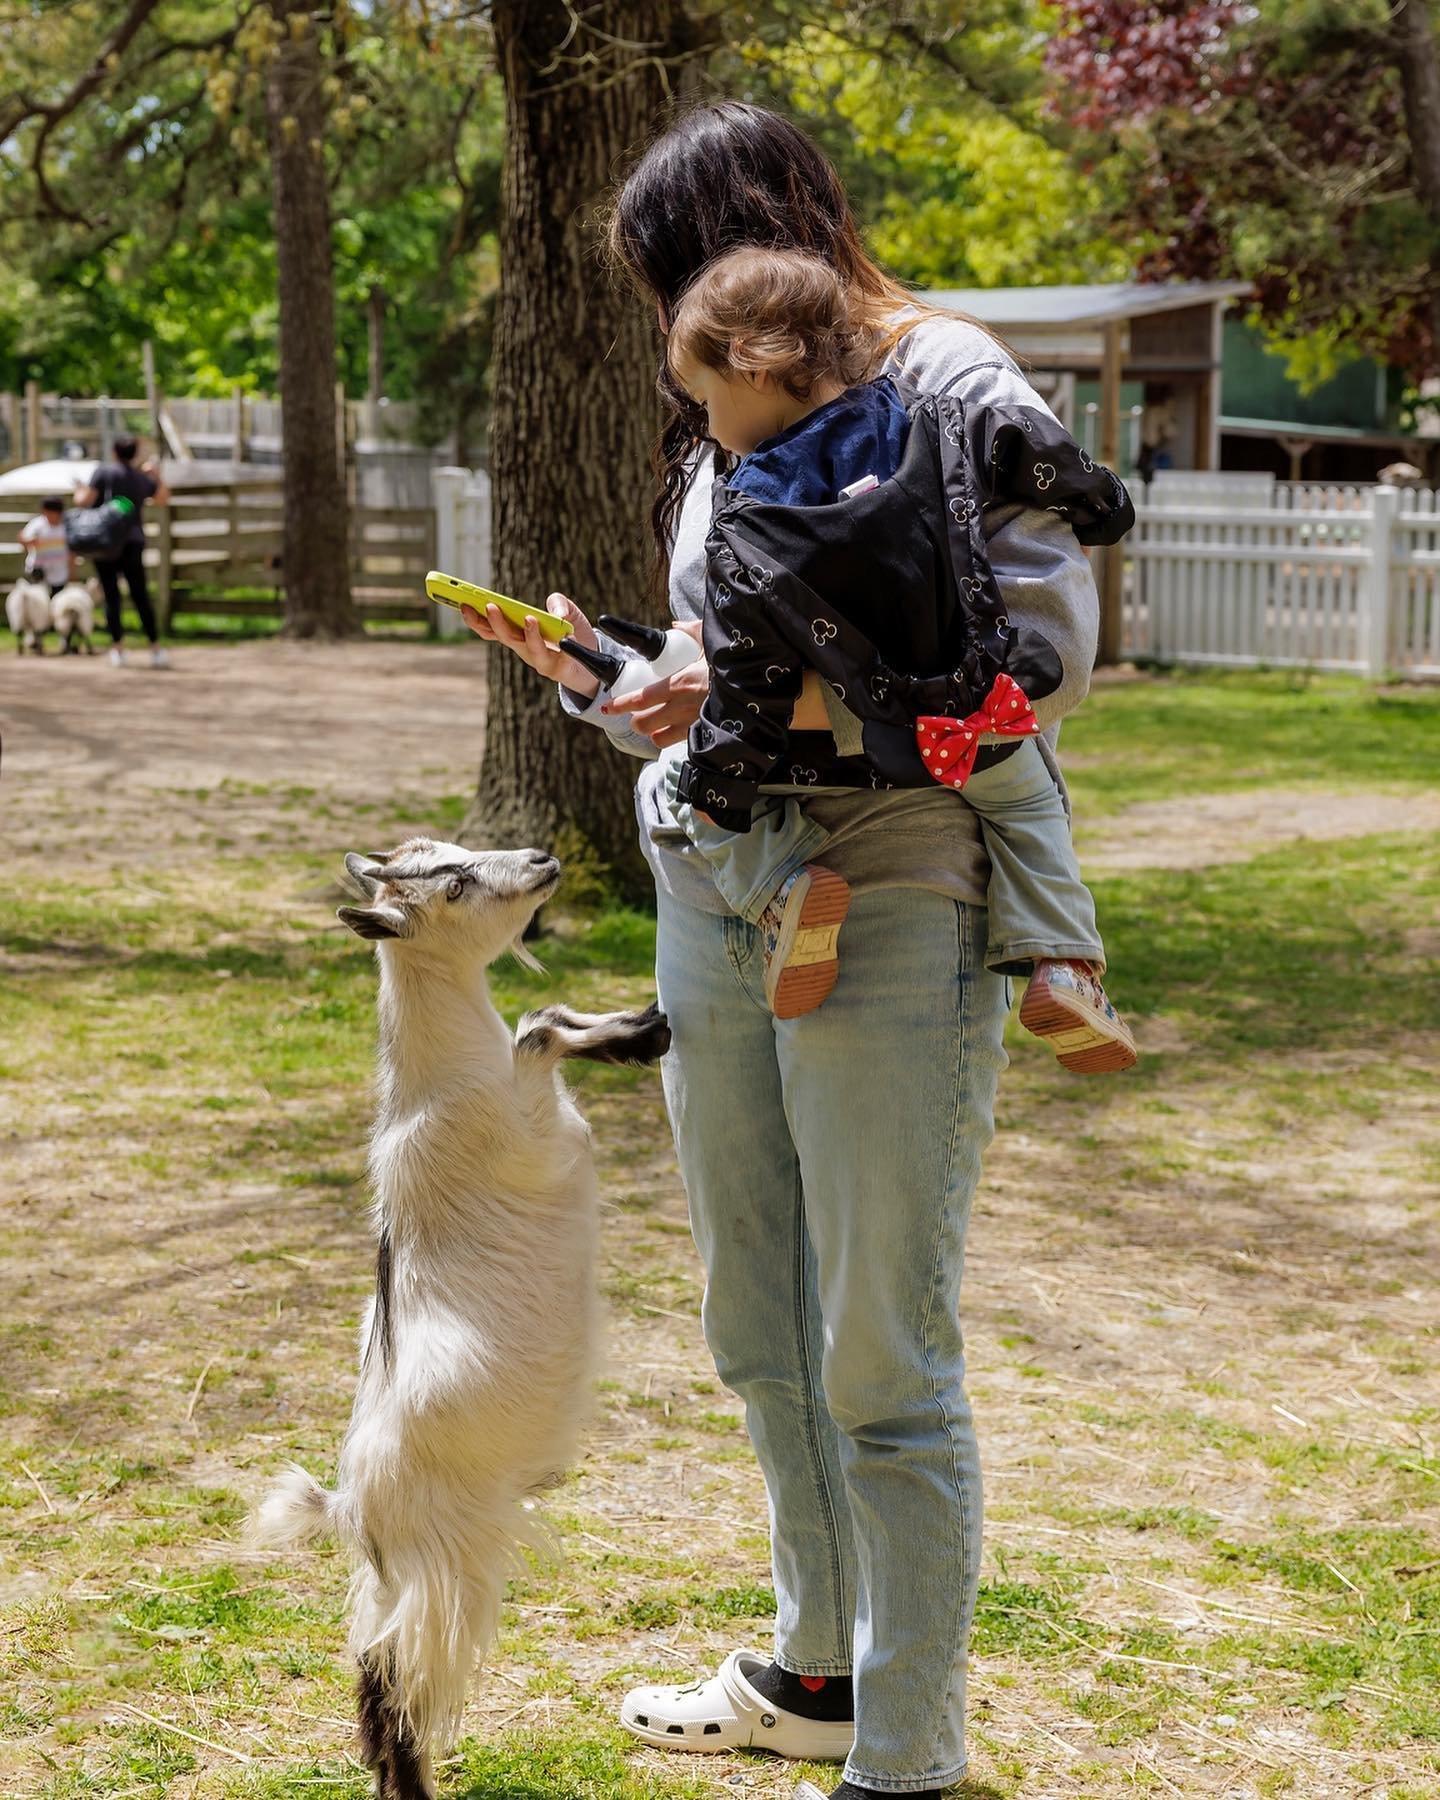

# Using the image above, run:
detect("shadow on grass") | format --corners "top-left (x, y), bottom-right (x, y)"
top-left (1, 901), bottom-right (659, 989)
top-left (444, 1736), bottom-right (1007, 1799)
top-left (1094, 829), bottom-right (1440, 1057)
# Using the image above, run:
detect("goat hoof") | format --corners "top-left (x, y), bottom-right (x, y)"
top-left (628, 1002), bottom-right (671, 1064)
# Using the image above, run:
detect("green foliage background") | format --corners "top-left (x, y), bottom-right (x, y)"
top-left (2, 0), bottom-right (1429, 422)
top-left (0, 2), bottom-right (1121, 419)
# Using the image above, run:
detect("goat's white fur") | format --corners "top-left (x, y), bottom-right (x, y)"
top-left (51, 580), bottom-right (96, 653)
top-left (253, 837), bottom-right (667, 1794)
top-left (6, 578), bottom-right (51, 652)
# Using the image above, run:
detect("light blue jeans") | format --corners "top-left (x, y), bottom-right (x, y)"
top-left (963, 737), bottom-right (1104, 975)
top-left (664, 739), bottom-right (1104, 972)
top-left (655, 885), bottom-right (1010, 1791)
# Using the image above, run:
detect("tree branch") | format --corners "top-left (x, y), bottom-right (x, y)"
top-left (0, 0), bottom-right (165, 140)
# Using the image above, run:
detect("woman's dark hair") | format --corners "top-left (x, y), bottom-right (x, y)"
top-left (607, 101), bottom-right (986, 584)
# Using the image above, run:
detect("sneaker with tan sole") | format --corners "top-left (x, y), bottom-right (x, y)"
top-left (759, 864), bottom-right (851, 1018)
top-left (1019, 959), bottom-right (1138, 1073)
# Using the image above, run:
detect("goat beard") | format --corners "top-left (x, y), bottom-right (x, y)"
top-left (509, 935), bottom-right (544, 974)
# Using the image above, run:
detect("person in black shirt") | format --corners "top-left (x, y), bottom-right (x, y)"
top-left (77, 435), bottom-right (171, 669)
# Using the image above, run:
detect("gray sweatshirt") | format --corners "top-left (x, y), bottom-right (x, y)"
top-left (560, 313), bottom-right (1099, 916)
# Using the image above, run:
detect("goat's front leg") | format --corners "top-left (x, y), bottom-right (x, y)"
top-left (514, 1001), bottom-right (670, 1069)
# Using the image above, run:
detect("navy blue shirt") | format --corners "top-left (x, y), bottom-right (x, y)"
top-left (729, 377), bottom-right (910, 507)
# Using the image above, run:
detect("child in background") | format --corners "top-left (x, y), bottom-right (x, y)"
top-left (19, 496), bottom-right (75, 594)
top-left (664, 247), bottom-right (1136, 1072)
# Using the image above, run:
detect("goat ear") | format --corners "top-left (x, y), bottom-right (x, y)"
top-left (337, 905), bottom-right (403, 941)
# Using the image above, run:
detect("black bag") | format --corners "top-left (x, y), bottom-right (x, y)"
top-left (65, 496), bottom-right (134, 558)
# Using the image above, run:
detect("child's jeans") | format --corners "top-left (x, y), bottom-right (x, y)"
top-left (661, 745), bottom-right (828, 925)
top-left (663, 737), bottom-right (1105, 976)
top-left (964, 736), bottom-right (1105, 975)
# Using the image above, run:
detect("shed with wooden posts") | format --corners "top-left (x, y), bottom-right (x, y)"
top-left (915, 280), bottom-right (1251, 661)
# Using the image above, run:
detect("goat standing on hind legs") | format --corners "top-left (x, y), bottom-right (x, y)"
top-left (252, 838), bottom-right (670, 1800)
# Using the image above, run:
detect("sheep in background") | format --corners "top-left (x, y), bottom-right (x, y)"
top-left (253, 837), bottom-right (669, 1800)
top-left (6, 578), bottom-right (52, 654)
top-left (50, 579), bottom-right (97, 655)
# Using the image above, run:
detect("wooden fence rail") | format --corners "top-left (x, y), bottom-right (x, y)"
top-left (0, 479), bottom-right (435, 627)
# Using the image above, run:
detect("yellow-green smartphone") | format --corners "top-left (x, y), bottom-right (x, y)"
top-left (425, 570), bottom-right (573, 643)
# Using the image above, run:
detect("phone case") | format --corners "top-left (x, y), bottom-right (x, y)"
top-left (425, 571), bottom-right (573, 642)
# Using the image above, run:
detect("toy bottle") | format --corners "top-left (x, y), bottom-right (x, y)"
top-left (558, 612), bottom-right (701, 698)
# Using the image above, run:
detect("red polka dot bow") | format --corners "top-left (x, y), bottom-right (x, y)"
top-left (916, 672), bottom-right (1040, 789)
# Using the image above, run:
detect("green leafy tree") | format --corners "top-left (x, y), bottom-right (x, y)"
top-left (758, 21), bottom-right (1128, 289)
top-left (0, 0), bottom-right (506, 633)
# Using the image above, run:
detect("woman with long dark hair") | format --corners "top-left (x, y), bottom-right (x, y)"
top-left (464, 102), bottom-right (1100, 1799)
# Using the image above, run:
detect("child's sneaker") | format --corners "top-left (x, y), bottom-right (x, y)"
top-left (1018, 959), bottom-right (1138, 1073)
top-left (758, 864), bottom-right (850, 1018)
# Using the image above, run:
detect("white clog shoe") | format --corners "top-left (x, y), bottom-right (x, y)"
top-left (620, 1649), bottom-right (855, 1759)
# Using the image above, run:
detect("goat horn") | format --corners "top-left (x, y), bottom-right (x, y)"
top-left (343, 853), bottom-right (387, 891)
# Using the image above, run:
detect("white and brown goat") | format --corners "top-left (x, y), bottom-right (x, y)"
top-left (253, 838), bottom-right (668, 1799)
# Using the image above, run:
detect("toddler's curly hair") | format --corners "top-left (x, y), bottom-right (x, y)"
top-left (666, 246), bottom-right (878, 400)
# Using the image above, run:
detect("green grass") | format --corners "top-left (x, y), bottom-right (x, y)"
top-left (0, 598), bottom-right (437, 649)
top-left (1094, 831), bottom-right (1440, 1053)
top-left (2, 667), bottom-right (1438, 1797)
top-left (1061, 668), bottom-right (1440, 812)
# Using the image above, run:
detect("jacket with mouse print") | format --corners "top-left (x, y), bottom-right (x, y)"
top-left (674, 380), bottom-right (1134, 831)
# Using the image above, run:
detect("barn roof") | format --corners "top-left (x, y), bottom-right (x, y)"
top-left (915, 281), bottom-right (1251, 329)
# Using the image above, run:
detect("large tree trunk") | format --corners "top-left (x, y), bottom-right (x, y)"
top-left (1392, 0), bottom-right (1440, 358)
top-left (470, 0), bottom-right (690, 898)
top-left (264, 1), bottom-right (359, 638)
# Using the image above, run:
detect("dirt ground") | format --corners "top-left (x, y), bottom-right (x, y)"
top-left (2, 644), bottom-right (1437, 1800)
top-left (1, 641), bottom-right (484, 869)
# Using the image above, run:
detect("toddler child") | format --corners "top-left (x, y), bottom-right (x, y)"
top-left (19, 496), bottom-right (75, 594)
top-left (662, 246), bottom-right (1136, 1072)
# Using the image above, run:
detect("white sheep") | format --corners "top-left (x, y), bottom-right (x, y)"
top-left (253, 837), bottom-right (669, 1800)
top-left (6, 578), bottom-right (52, 654)
top-left (50, 579), bottom-right (97, 655)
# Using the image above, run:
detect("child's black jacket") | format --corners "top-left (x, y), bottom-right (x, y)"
top-left (675, 383), bottom-right (1134, 830)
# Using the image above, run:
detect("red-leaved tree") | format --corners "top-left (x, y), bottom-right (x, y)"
top-left (1045, 0), bottom-right (1440, 384)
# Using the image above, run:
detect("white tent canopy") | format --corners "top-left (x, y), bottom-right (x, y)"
top-left (0, 457), bottom-right (272, 497)
top-left (0, 459), bottom-right (98, 496)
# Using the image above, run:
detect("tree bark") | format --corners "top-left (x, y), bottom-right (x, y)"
top-left (1391, 0), bottom-right (1440, 354)
top-left (470, 0), bottom-right (692, 898)
top-left (264, 0), bottom-right (360, 638)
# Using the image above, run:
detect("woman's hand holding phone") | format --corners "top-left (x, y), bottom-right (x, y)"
top-left (460, 592), bottom-right (599, 692)
top-left (470, 602), bottom-right (830, 752)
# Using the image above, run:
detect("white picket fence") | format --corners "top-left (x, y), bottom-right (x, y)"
top-left (430, 466), bottom-right (493, 636)
top-left (1125, 477), bottom-right (1440, 677)
top-left (428, 466), bottom-right (1440, 677)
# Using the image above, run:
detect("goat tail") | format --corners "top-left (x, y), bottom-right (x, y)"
top-left (349, 1499), bottom-right (544, 1759)
top-left (250, 1463), bottom-right (337, 1549)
